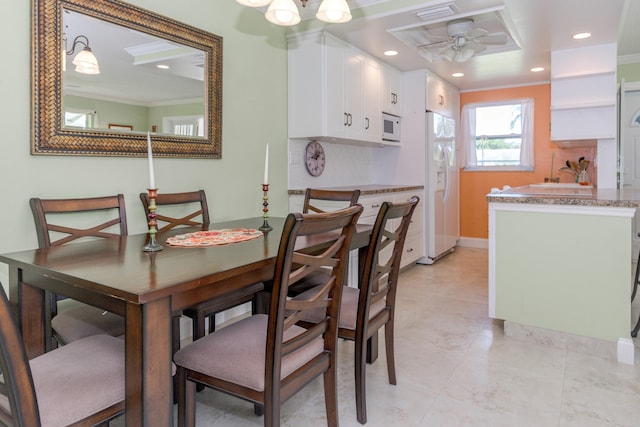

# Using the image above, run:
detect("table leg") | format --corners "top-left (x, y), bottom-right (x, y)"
top-left (10, 268), bottom-right (46, 359)
top-left (125, 298), bottom-right (173, 426)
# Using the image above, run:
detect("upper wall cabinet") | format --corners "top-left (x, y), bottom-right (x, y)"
top-left (425, 71), bottom-right (459, 120)
top-left (381, 64), bottom-right (403, 116)
top-left (288, 32), bottom-right (390, 146)
top-left (550, 43), bottom-right (617, 146)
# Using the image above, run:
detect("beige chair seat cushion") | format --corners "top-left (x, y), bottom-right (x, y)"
top-left (296, 286), bottom-right (386, 330)
top-left (174, 314), bottom-right (323, 392)
top-left (30, 334), bottom-right (125, 427)
top-left (52, 299), bottom-right (125, 343)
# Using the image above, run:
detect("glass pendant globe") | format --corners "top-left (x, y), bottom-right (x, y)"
top-left (265, 0), bottom-right (301, 26)
top-left (316, 0), bottom-right (352, 23)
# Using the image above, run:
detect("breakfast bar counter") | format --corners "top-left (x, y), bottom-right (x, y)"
top-left (486, 185), bottom-right (640, 364)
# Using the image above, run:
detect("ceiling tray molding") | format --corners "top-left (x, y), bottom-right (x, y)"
top-left (415, 1), bottom-right (459, 22)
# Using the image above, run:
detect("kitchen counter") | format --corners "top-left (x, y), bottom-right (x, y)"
top-left (288, 184), bottom-right (424, 196)
top-left (487, 186), bottom-right (638, 364)
top-left (486, 184), bottom-right (640, 208)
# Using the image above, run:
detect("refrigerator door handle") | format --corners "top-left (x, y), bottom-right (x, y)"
top-left (443, 148), bottom-right (451, 201)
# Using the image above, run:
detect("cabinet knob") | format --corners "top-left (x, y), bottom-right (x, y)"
top-left (438, 94), bottom-right (444, 105)
top-left (344, 112), bottom-right (349, 126)
top-left (365, 117), bottom-right (369, 129)
top-left (406, 248), bottom-right (413, 253)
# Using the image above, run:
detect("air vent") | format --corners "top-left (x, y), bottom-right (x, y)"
top-left (416, 3), bottom-right (459, 21)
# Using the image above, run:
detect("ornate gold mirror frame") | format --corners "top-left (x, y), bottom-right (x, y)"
top-left (32, 0), bottom-right (222, 158)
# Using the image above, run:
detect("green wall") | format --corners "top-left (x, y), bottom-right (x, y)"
top-left (619, 63), bottom-right (640, 83)
top-left (0, 1), bottom-right (289, 287)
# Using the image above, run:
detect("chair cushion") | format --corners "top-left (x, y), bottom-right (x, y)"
top-left (52, 299), bottom-right (125, 343)
top-left (296, 286), bottom-right (386, 330)
top-left (174, 314), bottom-right (323, 392)
top-left (30, 334), bottom-right (125, 427)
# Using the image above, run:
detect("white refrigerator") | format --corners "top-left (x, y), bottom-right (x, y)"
top-left (418, 111), bottom-right (459, 264)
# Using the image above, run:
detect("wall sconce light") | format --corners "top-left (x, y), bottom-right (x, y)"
top-left (66, 35), bottom-right (100, 75)
top-left (237, 0), bottom-right (352, 27)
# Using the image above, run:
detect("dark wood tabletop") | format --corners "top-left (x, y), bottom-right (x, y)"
top-left (0, 216), bottom-right (372, 426)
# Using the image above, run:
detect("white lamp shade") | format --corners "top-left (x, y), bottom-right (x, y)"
top-left (72, 48), bottom-right (100, 74)
top-left (265, 0), bottom-right (301, 26)
top-left (316, 0), bottom-right (352, 23)
top-left (455, 45), bottom-right (475, 62)
top-left (235, 0), bottom-right (272, 7)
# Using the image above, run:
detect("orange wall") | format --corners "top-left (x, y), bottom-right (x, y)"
top-left (460, 84), bottom-right (597, 239)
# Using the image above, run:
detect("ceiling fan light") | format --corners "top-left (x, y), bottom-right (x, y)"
top-left (456, 45), bottom-right (475, 62)
top-left (72, 47), bottom-right (100, 74)
top-left (265, 0), bottom-right (301, 26)
top-left (316, 0), bottom-right (352, 24)
top-left (236, 0), bottom-right (272, 6)
top-left (441, 47), bottom-right (456, 62)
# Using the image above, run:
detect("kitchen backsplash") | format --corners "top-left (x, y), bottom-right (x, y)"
top-left (287, 139), bottom-right (375, 189)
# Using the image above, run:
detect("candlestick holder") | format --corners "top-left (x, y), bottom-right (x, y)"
top-left (259, 184), bottom-right (273, 232)
top-left (143, 188), bottom-right (164, 252)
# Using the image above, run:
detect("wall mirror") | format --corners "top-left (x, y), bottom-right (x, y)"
top-left (32, 0), bottom-right (222, 158)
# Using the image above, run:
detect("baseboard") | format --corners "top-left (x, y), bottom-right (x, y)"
top-left (457, 237), bottom-right (488, 249)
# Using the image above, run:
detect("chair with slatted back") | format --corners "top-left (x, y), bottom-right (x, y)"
top-left (29, 195), bottom-right (127, 350)
top-left (139, 190), bottom-right (264, 348)
top-left (174, 205), bottom-right (363, 427)
top-left (0, 281), bottom-right (125, 426)
top-left (303, 188), bottom-right (361, 214)
top-left (254, 188), bottom-right (361, 315)
top-left (295, 196), bottom-right (419, 424)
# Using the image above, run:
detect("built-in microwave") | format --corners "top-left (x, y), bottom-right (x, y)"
top-left (382, 113), bottom-right (401, 142)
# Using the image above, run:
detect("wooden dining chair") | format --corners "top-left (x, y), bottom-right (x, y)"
top-left (255, 188), bottom-right (362, 315)
top-left (29, 195), bottom-right (127, 350)
top-left (0, 282), bottom-right (125, 426)
top-left (174, 205), bottom-right (363, 427)
top-left (295, 196), bottom-right (419, 424)
top-left (302, 188), bottom-right (361, 214)
top-left (140, 190), bottom-right (263, 351)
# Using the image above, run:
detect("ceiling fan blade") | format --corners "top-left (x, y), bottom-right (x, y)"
top-left (467, 27), bottom-right (488, 38)
top-left (417, 39), bottom-right (453, 49)
top-left (467, 41), bottom-right (487, 54)
top-left (475, 34), bottom-right (508, 45)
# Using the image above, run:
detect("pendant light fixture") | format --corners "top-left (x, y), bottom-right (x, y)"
top-left (237, 0), bottom-right (351, 26)
top-left (66, 35), bottom-right (100, 75)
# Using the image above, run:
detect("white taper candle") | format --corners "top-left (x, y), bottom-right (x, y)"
top-left (263, 144), bottom-right (269, 185)
top-left (147, 132), bottom-right (156, 189)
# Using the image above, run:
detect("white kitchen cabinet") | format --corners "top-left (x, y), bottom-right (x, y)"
top-left (425, 71), bottom-right (458, 119)
top-left (288, 32), bottom-right (387, 146)
top-left (381, 64), bottom-right (403, 116)
top-left (550, 43), bottom-right (617, 145)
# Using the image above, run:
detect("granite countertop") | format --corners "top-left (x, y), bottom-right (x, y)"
top-left (486, 185), bottom-right (640, 208)
top-left (288, 184), bottom-right (424, 196)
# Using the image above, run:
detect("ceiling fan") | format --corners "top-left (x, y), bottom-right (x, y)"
top-left (419, 18), bottom-right (508, 62)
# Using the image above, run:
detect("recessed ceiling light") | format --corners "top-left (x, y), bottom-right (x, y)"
top-left (157, 64), bottom-right (170, 69)
top-left (572, 32), bottom-right (591, 40)
top-left (384, 50), bottom-right (398, 56)
top-left (531, 67), bottom-right (544, 72)
top-left (452, 72), bottom-right (464, 77)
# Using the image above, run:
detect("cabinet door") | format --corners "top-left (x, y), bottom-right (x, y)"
top-left (382, 65), bottom-right (402, 116)
top-left (362, 57), bottom-right (381, 142)
top-left (325, 35), bottom-right (348, 138)
top-left (345, 49), bottom-right (364, 140)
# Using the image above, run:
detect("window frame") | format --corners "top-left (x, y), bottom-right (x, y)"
top-left (462, 98), bottom-right (535, 171)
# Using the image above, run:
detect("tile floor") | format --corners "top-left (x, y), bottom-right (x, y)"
top-left (116, 247), bottom-right (640, 426)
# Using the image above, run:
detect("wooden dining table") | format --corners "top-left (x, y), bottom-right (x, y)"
top-left (0, 216), bottom-right (372, 426)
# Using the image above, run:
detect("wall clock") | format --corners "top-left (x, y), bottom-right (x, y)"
top-left (305, 140), bottom-right (326, 177)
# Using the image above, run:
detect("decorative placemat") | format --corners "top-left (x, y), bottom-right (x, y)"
top-left (165, 228), bottom-right (263, 247)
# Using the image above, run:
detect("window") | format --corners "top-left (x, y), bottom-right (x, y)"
top-left (64, 110), bottom-right (98, 129)
top-left (162, 116), bottom-right (205, 137)
top-left (462, 99), bottom-right (534, 170)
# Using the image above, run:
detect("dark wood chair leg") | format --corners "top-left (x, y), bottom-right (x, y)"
top-left (632, 313), bottom-right (640, 337)
top-left (253, 403), bottom-right (264, 416)
top-left (207, 314), bottom-right (216, 333)
top-left (385, 321), bottom-right (397, 385)
top-left (355, 338), bottom-right (368, 424)
top-left (177, 368), bottom-right (196, 427)
top-left (191, 312), bottom-right (206, 392)
top-left (633, 249), bottom-right (640, 301)
top-left (323, 360), bottom-right (339, 427)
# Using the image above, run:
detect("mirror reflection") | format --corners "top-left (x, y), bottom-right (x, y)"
top-left (62, 8), bottom-right (206, 138)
